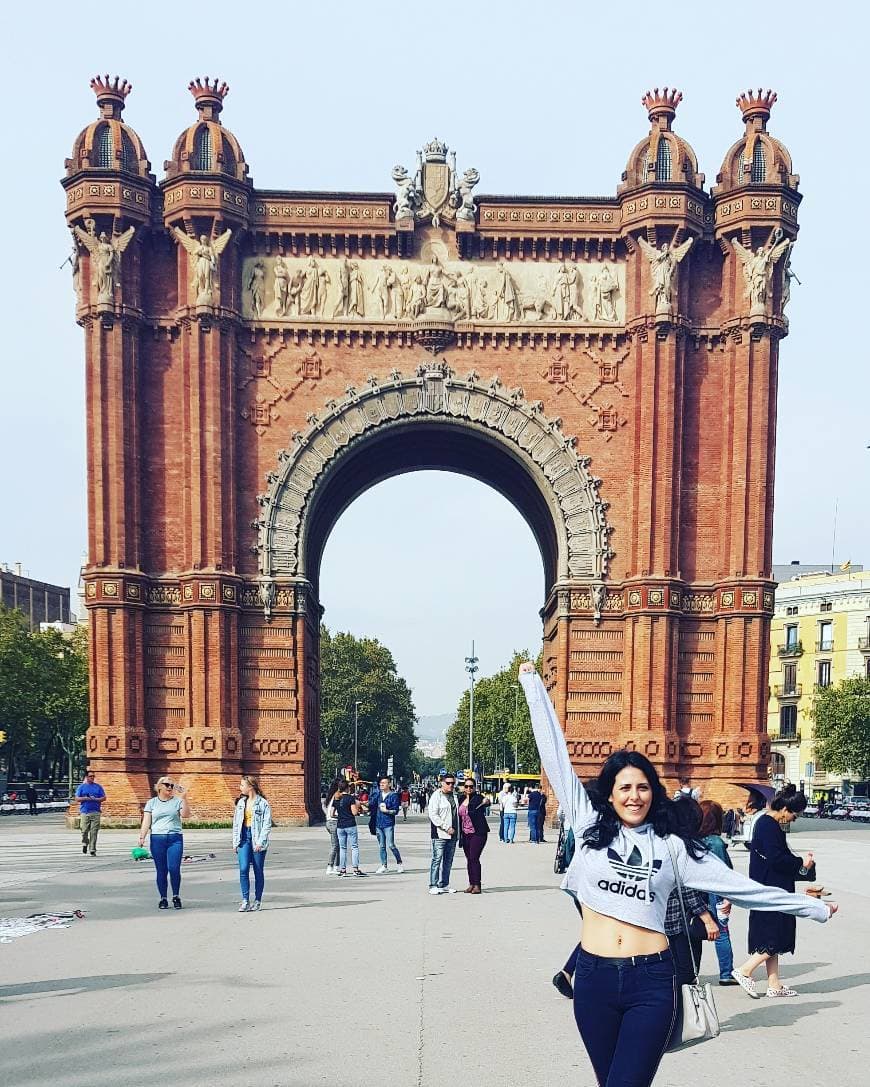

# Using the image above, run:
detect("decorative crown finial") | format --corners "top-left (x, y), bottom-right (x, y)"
top-left (737, 88), bottom-right (778, 124)
top-left (642, 87), bottom-right (683, 125)
top-left (423, 138), bottom-right (448, 163)
top-left (90, 75), bottom-right (132, 119)
top-left (188, 77), bottom-right (229, 121)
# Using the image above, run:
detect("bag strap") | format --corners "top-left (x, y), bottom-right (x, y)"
top-left (665, 836), bottom-right (701, 984)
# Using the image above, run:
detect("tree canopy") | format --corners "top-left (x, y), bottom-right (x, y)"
top-left (0, 605), bottom-right (89, 787)
top-left (319, 625), bottom-right (417, 783)
top-left (445, 649), bottom-right (541, 775)
top-left (809, 675), bottom-right (870, 783)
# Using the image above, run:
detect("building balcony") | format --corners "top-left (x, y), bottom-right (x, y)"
top-left (774, 683), bottom-right (802, 699)
top-left (815, 641), bottom-right (834, 653)
top-left (859, 636), bottom-right (870, 654)
top-left (770, 729), bottom-right (801, 745)
top-left (777, 642), bottom-right (804, 659)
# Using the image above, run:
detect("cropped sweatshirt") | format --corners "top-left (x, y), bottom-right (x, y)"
top-left (519, 669), bottom-right (829, 934)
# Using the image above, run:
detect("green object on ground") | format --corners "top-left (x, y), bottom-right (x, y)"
top-left (131, 846), bottom-right (151, 861)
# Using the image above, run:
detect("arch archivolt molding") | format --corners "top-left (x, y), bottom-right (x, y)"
top-left (252, 361), bottom-right (614, 617)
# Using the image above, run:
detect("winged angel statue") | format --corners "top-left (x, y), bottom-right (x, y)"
top-left (731, 229), bottom-right (791, 316)
top-left (637, 235), bottom-right (694, 316)
top-left (73, 222), bottom-right (136, 305)
top-left (172, 227), bottom-right (233, 306)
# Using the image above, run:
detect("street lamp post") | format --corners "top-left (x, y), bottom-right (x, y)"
top-left (512, 683), bottom-right (520, 773)
top-left (465, 642), bottom-right (479, 773)
top-left (353, 700), bottom-right (362, 774)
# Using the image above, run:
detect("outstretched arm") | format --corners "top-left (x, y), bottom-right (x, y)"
top-left (518, 664), bottom-right (595, 830)
top-left (680, 848), bottom-right (832, 923)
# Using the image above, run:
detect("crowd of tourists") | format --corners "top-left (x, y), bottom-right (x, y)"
top-left (70, 661), bottom-right (838, 1085)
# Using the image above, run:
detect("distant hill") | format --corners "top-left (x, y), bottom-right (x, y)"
top-left (416, 712), bottom-right (453, 742)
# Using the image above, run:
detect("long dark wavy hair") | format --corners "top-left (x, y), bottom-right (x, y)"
top-left (582, 751), bottom-right (707, 860)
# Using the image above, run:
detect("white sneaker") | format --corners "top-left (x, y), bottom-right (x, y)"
top-left (376, 864), bottom-right (387, 874)
top-left (429, 886), bottom-right (444, 895)
top-left (326, 865), bottom-right (334, 874)
top-left (238, 900), bottom-right (249, 913)
top-left (731, 970), bottom-right (760, 999)
top-left (396, 864), bottom-right (405, 874)
top-left (443, 887), bottom-right (457, 894)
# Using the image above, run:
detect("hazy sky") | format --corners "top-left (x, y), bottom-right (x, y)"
top-left (1, 2), bottom-right (867, 716)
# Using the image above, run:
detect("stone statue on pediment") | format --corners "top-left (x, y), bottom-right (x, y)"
top-left (732, 229), bottom-right (791, 316)
top-left (172, 228), bottom-right (232, 307)
top-left (333, 257), bottom-right (351, 317)
top-left (425, 256), bottom-right (449, 310)
top-left (491, 261), bottom-right (520, 322)
top-left (391, 164), bottom-right (422, 220)
top-left (348, 261), bottom-right (365, 318)
top-left (409, 274), bottom-right (426, 317)
top-left (553, 262), bottom-right (582, 321)
top-left (591, 264), bottom-right (619, 322)
top-left (637, 235), bottom-right (693, 316)
top-left (273, 256), bottom-right (290, 316)
top-left (74, 222), bottom-right (137, 305)
top-left (247, 259), bottom-right (265, 318)
top-left (456, 167), bottom-right (480, 222)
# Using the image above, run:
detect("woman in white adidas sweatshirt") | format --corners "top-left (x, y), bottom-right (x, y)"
top-left (518, 664), bottom-right (836, 1087)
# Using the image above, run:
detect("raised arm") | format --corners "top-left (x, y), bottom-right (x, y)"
top-left (518, 664), bottom-right (595, 831)
top-left (680, 848), bottom-right (832, 923)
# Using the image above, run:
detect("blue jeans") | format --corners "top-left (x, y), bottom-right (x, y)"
top-left (709, 896), bottom-right (734, 979)
top-left (503, 812), bottom-right (517, 842)
top-left (338, 825), bottom-right (359, 869)
top-left (237, 825), bottom-right (267, 901)
top-left (429, 837), bottom-right (457, 888)
top-left (376, 824), bottom-right (402, 866)
top-left (528, 808), bottom-right (541, 841)
top-left (573, 948), bottom-right (676, 1087)
top-left (150, 833), bottom-right (183, 899)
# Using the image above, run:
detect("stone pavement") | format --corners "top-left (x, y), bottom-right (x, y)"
top-left (0, 814), bottom-right (867, 1086)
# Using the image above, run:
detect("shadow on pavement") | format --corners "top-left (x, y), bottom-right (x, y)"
top-left (796, 971), bottom-right (870, 994)
top-left (0, 973), bottom-right (173, 1000)
top-left (722, 999), bottom-right (841, 1032)
top-left (288, 899), bottom-right (379, 909)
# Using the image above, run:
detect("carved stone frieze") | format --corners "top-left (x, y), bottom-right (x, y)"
top-left (255, 363), bottom-right (614, 590)
top-left (241, 254), bottom-right (624, 326)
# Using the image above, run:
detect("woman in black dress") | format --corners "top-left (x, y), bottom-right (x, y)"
top-left (732, 786), bottom-right (817, 998)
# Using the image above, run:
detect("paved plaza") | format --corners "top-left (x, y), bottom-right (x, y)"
top-left (0, 813), bottom-right (867, 1086)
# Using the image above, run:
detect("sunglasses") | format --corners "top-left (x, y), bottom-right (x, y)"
top-left (159, 781), bottom-right (174, 788)
top-left (443, 780), bottom-right (455, 786)
top-left (463, 783), bottom-right (475, 788)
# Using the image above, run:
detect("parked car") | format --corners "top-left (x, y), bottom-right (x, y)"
top-left (803, 804), bottom-right (820, 818)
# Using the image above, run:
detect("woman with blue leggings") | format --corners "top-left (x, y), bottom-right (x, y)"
top-left (139, 777), bottom-right (190, 909)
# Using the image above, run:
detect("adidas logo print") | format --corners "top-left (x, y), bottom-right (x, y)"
top-left (597, 846), bottom-right (662, 902)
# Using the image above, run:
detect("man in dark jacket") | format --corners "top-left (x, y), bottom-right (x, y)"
top-left (368, 776), bottom-right (404, 874)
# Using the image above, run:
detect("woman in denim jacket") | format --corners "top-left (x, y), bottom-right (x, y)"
top-left (232, 776), bottom-right (272, 912)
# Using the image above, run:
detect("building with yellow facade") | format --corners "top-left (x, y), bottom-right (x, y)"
top-left (768, 566), bottom-right (870, 796)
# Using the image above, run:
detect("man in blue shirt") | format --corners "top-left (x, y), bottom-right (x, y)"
top-left (526, 785), bottom-right (542, 843)
top-left (75, 770), bottom-right (106, 856)
top-left (369, 776), bottom-right (404, 874)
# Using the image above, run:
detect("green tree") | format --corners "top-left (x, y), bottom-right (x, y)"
top-left (445, 650), bottom-right (541, 775)
top-left (809, 675), bottom-right (870, 782)
top-left (319, 625), bottom-right (417, 783)
top-left (36, 626), bottom-right (90, 794)
top-left (0, 605), bottom-right (43, 778)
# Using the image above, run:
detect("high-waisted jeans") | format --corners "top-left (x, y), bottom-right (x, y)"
top-left (337, 825), bottom-right (359, 869)
top-left (150, 832), bottom-right (183, 899)
top-left (572, 947), bottom-right (677, 1087)
top-left (237, 824), bottom-right (267, 901)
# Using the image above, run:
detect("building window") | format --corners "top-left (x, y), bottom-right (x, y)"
top-left (817, 660), bottom-right (831, 688)
top-left (786, 606), bottom-right (798, 616)
top-left (192, 126), bottom-right (213, 171)
top-left (785, 623), bottom-right (799, 649)
top-left (121, 131), bottom-right (138, 172)
top-left (818, 620), bottom-right (833, 652)
top-left (783, 664), bottom-right (797, 694)
top-left (94, 124), bottom-right (114, 168)
top-left (655, 139), bottom-right (672, 182)
top-left (820, 601), bottom-right (832, 612)
top-left (751, 141), bottom-right (766, 183)
top-left (779, 704), bottom-right (797, 738)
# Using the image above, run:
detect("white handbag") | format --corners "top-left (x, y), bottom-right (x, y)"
top-left (665, 837), bottom-right (721, 1051)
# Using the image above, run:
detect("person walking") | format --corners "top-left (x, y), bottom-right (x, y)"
top-left (334, 778), bottom-right (364, 877)
top-left (138, 777), bottom-right (190, 909)
top-left (323, 778), bottom-right (342, 874)
top-left (518, 662), bottom-right (837, 1087)
top-left (75, 769), bottom-right (106, 856)
top-left (732, 785), bottom-right (818, 999)
top-left (428, 773), bottom-right (460, 894)
top-left (370, 776), bottom-right (405, 874)
top-left (501, 783), bottom-right (518, 843)
top-left (232, 776), bottom-right (272, 912)
top-left (526, 784), bottom-right (542, 842)
top-left (698, 800), bottom-right (738, 985)
top-left (25, 783), bottom-right (38, 816)
top-left (400, 787), bottom-right (411, 821)
top-left (459, 777), bottom-right (490, 893)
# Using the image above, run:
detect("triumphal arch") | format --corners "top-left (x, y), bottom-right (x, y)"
top-left (65, 77), bottom-right (800, 821)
